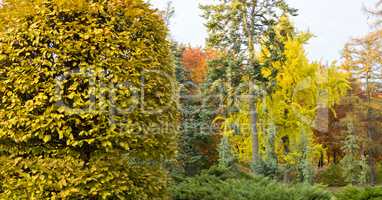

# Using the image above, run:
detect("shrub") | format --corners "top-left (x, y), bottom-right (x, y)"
top-left (316, 164), bottom-right (347, 187)
top-left (0, 0), bottom-right (177, 198)
top-left (252, 158), bottom-right (280, 180)
top-left (335, 186), bottom-right (382, 200)
top-left (171, 166), bottom-right (333, 200)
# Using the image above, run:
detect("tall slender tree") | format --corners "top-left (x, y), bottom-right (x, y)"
top-left (343, 30), bottom-right (382, 185)
top-left (201, 0), bottom-right (296, 163)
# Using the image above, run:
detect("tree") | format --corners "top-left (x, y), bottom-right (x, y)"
top-left (218, 136), bottom-right (235, 168)
top-left (340, 123), bottom-right (362, 185)
top-left (201, 0), bottom-right (297, 164)
top-left (343, 30), bottom-right (382, 185)
top-left (209, 17), bottom-right (349, 182)
top-left (339, 120), bottom-right (370, 186)
top-left (366, 0), bottom-right (382, 25)
top-left (181, 47), bottom-right (208, 85)
top-left (0, 0), bottom-right (177, 198)
top-left (257, 32), bottom-right (349, 181)
top-left (159, 1), bottom-right (175, 26)
top-left (172, 43), bottom-right (220, 176)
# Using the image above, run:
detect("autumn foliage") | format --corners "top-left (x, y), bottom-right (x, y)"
top-left (181, 47), bottom-right (210, 84)
top-left (0, 0), bottom-right (177, 198)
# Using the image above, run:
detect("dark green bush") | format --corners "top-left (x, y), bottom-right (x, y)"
top-left (252, 158), bottom-right (280, 179)
top-left (171, 166), bottom-right (333, 200)
top-left (335, 186), bottom-right (382, 200)
top-left (316, 164), bottom-right (347, 187)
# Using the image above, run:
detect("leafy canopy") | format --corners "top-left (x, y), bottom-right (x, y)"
top-left (0, 0), bottom-right (177, 199)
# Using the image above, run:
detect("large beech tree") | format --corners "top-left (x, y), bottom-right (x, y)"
top-left (0, 0), bottom-right (177, 198)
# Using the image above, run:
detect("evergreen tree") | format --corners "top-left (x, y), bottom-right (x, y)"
top-left (218, 136), bottom-right (235, 168)
top-left (340, 124), bottom-right (361, 185)
top-left (359, 155), bottom-right (370, 185)
top-left (172, 43), bottom-right (220, 176)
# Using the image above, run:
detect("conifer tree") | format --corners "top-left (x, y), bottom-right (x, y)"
top-left (340, 123), bottom-right (361, 185)
top-left (218, 136), bottom-right (235, 168)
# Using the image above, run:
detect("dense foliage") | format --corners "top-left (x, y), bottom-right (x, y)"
top-left (172, 43), bottom-right (220, 176)
top-left (0, 0), bottom-right (381, 199)
top-left (171, 166), bottom-right (332, 200)
top-left (0, 0), bottom-right (177, 198)
top-left (335, 186), bottom-right (382, 200)
top-left (315, 164), bottom-right (347, 187)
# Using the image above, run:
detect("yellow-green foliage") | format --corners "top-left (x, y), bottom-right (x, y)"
top-left (258, 33), bottom-right (349, 166)
top-left (219, 33), bottom-right (349, 166)
top-left (0, 0), bottom-right (177, 199)
top-left (217, 104), bottom-right (252, 162)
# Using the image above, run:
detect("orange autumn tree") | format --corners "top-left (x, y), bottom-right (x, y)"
top-left (181, 47), bottom-right (209, 84)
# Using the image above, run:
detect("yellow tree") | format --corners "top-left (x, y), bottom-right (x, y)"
top-left (0, 0), bottom-right (177, 198)
top-left (201, 0), bottom-right (297, 163)
top-left (219, 29), bottom-right (349, 182)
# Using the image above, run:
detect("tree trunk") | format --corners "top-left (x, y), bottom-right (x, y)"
top-left (366, 70), bottom-right (377, 186)
top-left (368, 152), bottom-right (377, 186)
top-left (318, 151), bottom-right (324, 168)
top-left (367, 109), bottom-right (377, 185)
top-left (333, 151), bottom-right (337, 164)
top-left (327, 150), bottom-right (331, 164)
top-left (241, 0), bottom-right (259, 164)
top-left (250, 94), bottom-right (259, 163)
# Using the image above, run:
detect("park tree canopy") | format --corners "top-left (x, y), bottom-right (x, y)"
top-left (0, 0), bottom-right (178, 199)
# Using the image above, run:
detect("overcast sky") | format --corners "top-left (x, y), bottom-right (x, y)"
top-left (151, 0), bottom-right (378, 62)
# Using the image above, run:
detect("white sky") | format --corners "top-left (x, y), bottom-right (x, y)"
top-left (151, 0), bottom-right (378, 62)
